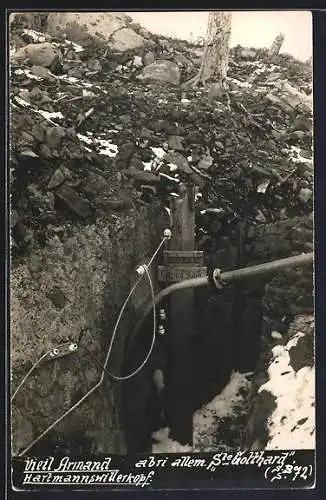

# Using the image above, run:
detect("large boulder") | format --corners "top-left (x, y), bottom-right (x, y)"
top-left (11, 42), bottom-right (60, 68)
top-left (137, 60), bottom-right (180, 85)
top-left (46, 12), bottom-right (129, 44)
top-left (108, 28), bottom-right (145, 52)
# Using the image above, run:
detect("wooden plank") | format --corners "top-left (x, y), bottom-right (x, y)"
top-left (163, 250), bottom-right (204, 266)
top-left (158, 265), bottom-right (207, 283)
top-left (165, 184), bottom-right (196, 446)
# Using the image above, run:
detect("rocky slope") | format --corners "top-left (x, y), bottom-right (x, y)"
top-left (10, 13), bottom-right (313, 257)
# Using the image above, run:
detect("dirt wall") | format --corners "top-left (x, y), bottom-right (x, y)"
top-left (11, 206), bottom-right (167, 456)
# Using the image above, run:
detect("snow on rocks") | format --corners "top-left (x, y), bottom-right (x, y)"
top-left (258, 333), bottom-right (315, 450)
top-left (132, 55), bottom-right (143, 68)
top-left (13, 68), bottom-right (43, 81)
top-left (77, 133), bottom-right (119, 158)
top-left (152, 428), bottom-right (192, 453)
top-left (228, 77), bottom-right (253, 89)
top-left (10, 16), bottom-right (313, 264)
top-left (151, 147), bottom-right (166, 160)
top-left (246, 320), bottom-right (314, 451)
top-left (271, 330), bottom-right (283, 340)
top-left (21, 29), bottom-right (48, 43)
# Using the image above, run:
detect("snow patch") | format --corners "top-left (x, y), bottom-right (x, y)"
top-left (57, 75), bottom-right (94, 89)
top-left (77, 134), bottom-right (118, 157)
top-left (265, 366), bottom-right (315, 450)
top-left (271, 331), bottom-right (283, 340)
top-left (96, 139), bottom-right (119, 158)
top-left (142, 162), bottom-right (152, 171)
top-left (63, 39), bottom-right (84, 53)
top-left (257, 179), bottom-right (270, 194)
top-left (159, 172), bottom-right (180, 184)
top-left (286, 331), bottom-right (305, 350)
top-left (289, 145), bottom-right (312, 164)
top-left (22, 29), bottom-right (47, 43)
top-left (77, 133), bottom-right (93, 145)
top-left (13, 96), bottom-right (30, 107)
top-left (228, 77), bottom-right (252, 89)
top-left (152, 428), bottom-right (192, 453)
top-left (258, 333), bottom-right (315, 449)
top-left (14, 68), bottom-right (43, 81)
top-left (151, 147), bottom-right (166, 160)
top-left (37, 110), bottom-right (64, 121)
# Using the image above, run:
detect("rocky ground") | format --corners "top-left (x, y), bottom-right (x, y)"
top-left (9, 12), bottom-right (314, 455)
top-left (10, 13), bottom-right (313, 259)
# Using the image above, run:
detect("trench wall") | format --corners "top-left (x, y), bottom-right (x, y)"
top-left (243, 214), bottom-right (314, 449)
top-left (192, 214), bottom-right (313, 420)
top-left (11, 206), bottom-right (167, 456)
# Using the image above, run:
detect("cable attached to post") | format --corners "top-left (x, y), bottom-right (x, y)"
top-left (16, 230), bottom-right (172, 457)
top-left (105, 229), bottom-right (171, 379)
top-left (105, 264), bottom-right (156, 381)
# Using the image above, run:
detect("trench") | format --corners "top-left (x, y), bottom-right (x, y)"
top-left (11, 194), bottom-right (313, 457)
top-left (122, 283), bottom-right (260, 454)
top-left (11, 205), bottom-right (313, 458)
top-left (121, 240), bottom-right (253, 453)
top-left (120, 220), bottom-right (313, 454)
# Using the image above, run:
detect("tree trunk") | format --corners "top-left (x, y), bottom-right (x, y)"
top-left (184, 12), bottom-right (232, 89)
top-left (268, 32), bottom-right (285, 57)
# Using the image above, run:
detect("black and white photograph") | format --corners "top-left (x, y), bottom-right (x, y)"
top-left (8, 9), bottom-right (315, 490)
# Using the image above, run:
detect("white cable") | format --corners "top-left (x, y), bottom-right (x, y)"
top-left (12, 350), bottom-right (52, 401)
top-left (18, 373), bottom-right (103, 457)
top-left (103, 237), bottom-right (166, 379)
top-left (108, 264), bottom-right (156, 381)
top-left (17, 235), bottom-right (167, 457)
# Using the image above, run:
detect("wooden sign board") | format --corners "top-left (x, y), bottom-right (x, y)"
top-left (158, 265), bottom-right (207, 283)
top-left (163, 251), bottom-right (204, 266)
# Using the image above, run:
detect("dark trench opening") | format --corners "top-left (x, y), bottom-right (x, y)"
top-left (121, 236), bottom-right (268, 454)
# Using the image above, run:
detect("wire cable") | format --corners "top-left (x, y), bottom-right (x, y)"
top-left (107, 264), bottom-right (156, 380)
top-left (11, 346), bottom-right (68, 402)
top-left (102, 236), bottom-right (164, 380)
top-left (17, 236), bottom-right (166, 457)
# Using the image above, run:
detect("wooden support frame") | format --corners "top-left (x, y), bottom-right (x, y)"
top-left (166, 184), bottom-right (196, 446)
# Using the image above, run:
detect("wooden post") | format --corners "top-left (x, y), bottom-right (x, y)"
top-left (166, 184), bottom-right (196, 445)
